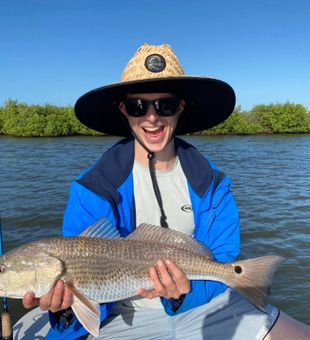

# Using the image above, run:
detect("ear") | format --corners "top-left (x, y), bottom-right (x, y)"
top-left (119, 102), bottom-right (128, 117)
top-left (178, 99), bottom-right (186, 114)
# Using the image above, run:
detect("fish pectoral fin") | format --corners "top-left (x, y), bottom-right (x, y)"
top-left (67, 283), bottom-right (100, 337)
top-left (71, 298), bottom-right (100, 337)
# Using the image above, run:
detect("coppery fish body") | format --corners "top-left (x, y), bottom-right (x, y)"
top-left (36, 237), bottom-right (225, 302)
top-left (0, 222), bottom-right (284, 336)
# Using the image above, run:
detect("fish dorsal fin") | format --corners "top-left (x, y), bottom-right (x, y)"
top-left (79, 217), bottom-right (120, 239)
top-left (126, 223), bottom-right (213, 259)
top-left (67, 282), bottom-right (101, 337)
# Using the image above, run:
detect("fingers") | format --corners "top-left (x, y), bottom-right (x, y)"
top-left (23, 280), bottom-right (73, 313)
top-left (137, 266), bottom-right (162, 299)
top-left (62, 285), bottom-right (74, 309)
top-left (23, 291), bottom-right (40, 309)
top-left (45, 281), bottom-right (73, 312)
top-left (155, 260), bottom-right (178, 298)
top-left (137, 287), bottom-right (159, 299)
top-left (138, 260), bottom-right (190, 300)
top-left (165, 260), bottom-right (190, 294)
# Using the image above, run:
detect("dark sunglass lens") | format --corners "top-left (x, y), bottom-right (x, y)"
top-left (158, 98), bottom-right (179, 116)
top-left (125, 99), bottom-right (147, 117)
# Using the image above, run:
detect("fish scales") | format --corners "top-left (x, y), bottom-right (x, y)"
top-left (0, 221), bottom-right (284, 337)
top-left (41, 237), bottom-right (224, 302)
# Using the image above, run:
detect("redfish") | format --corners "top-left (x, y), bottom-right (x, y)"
top-left (0, 218), bottom-right (284, 336)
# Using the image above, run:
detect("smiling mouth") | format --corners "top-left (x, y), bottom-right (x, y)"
top-left (143, 127), bottom-right (164, 134)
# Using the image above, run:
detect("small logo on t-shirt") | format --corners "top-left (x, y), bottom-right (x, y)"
top-left (181, 204), bottom-right (192, 213)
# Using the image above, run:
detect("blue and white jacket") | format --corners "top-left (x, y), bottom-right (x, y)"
top-left (47, 137), bottom-right (240, 339)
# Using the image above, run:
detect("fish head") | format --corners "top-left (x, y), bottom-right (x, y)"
top-left (0, 241), bottom-right (64, 298)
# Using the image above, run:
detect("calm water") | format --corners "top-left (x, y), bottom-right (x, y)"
top-left (0, 135), bottom-right (309, 325)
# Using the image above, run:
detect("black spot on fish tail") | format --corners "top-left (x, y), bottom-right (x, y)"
top-left (234, 265), bottom-right (242, 274)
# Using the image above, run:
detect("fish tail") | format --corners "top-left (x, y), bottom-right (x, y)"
top-left (228, 255), bottom-right (284, 311)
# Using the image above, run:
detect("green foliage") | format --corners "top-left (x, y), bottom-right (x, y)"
top-left (0, 100), bottom-right (102, 137)
top-left (205, 106), bottom-right (264, 135)
top-left (0, 100), bottom-right (309, 137)
top-left (249, 102), bottom-right (310, 133)
top-left (203, 102), bottom-right (310, 135)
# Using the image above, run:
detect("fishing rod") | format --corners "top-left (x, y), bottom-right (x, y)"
top-left (0, 215), bottom-right (12, 340)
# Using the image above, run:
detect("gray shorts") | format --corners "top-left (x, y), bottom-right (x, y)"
top-left (88, 288), bottom-right (279, 340)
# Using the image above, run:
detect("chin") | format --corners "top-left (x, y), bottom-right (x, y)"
top-left (144, 139), bottom-right (169, 153)
top-left (143, 144), bottom-right (163, 154)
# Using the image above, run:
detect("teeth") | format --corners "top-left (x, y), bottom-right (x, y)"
top-left (144, 127), bottom-right (160, 132)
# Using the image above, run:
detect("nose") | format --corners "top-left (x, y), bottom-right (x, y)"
top-left (144, 104), bottom-right (159, 121)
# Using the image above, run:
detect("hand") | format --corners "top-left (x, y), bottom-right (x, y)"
top-left (22, 280), bottom-right (73, 313)
top-left (138, 260), bottom-right (190, 299)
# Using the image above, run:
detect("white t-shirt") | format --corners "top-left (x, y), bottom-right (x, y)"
top-left (114, 157), bottom-right (194, 310)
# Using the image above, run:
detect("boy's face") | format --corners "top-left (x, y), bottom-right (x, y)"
top-left (119, 93), bottom-right (185, 154)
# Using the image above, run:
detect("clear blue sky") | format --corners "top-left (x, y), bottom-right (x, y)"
top-left (1, 0), bottom-right (309, 110)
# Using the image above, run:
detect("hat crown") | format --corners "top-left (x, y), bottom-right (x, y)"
top-left (121, 43), bottom-right (185, 82)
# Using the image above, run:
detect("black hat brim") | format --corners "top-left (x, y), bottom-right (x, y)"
top-left (74, 76), bottom-right (236, 136)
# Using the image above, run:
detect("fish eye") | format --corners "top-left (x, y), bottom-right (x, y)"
top-left (0, 264), bottom-right (6, 273)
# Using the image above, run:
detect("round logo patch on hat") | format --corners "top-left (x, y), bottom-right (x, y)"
top-left (145, 54), bottom-right (166, 73)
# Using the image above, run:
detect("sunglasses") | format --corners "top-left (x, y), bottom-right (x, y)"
top-left (123, 97), bottom-right (181, 117)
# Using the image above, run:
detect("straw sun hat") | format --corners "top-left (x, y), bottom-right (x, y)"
top-left (75, 43), bottom-right (236, 136)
